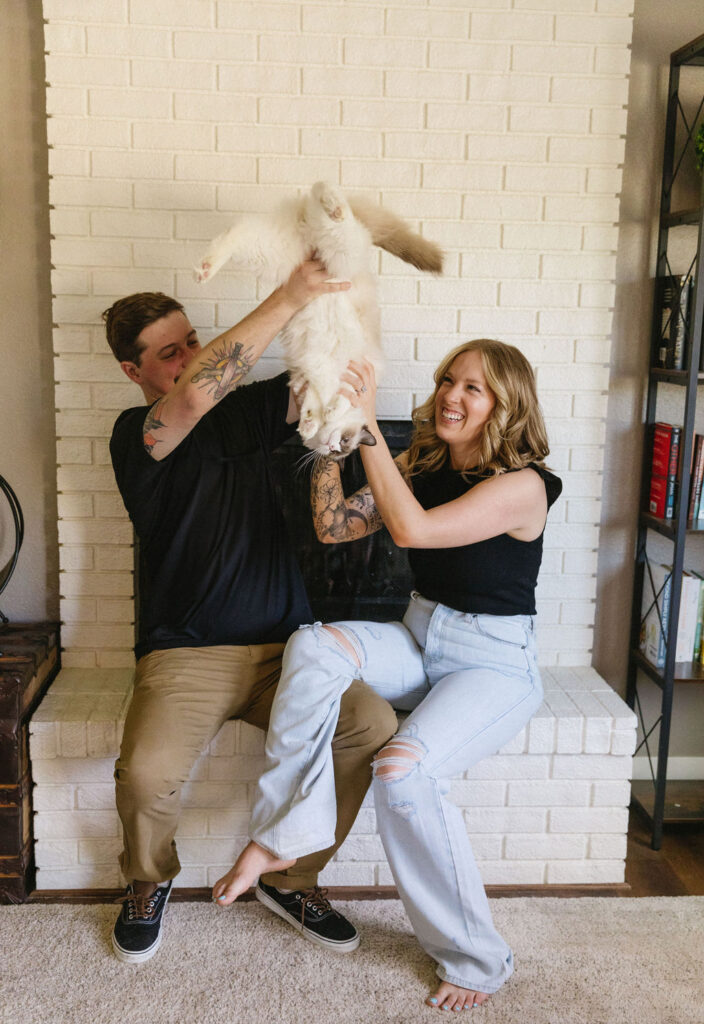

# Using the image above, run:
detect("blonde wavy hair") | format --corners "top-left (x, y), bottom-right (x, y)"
top-left (405, 339), bottom-right (550, 478)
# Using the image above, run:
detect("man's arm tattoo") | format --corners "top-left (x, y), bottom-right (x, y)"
top-left (349, 488), bottom-right (383, 534)
top-left (143, 399), bottom-right (166, 456)
top-left (311, 458), bottom-right (382, 542)
top-left (190, 340), bottom-right (254, 400)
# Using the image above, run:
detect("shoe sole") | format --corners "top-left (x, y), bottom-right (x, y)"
top-left (112, 931), bottom-right (162, 964)
top-left (255, 885), bottom-right (360, 954)
top-left (112, 885), bottom-right (171, 964)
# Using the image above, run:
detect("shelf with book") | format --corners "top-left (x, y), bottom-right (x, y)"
top-left (626, 32), bottom-right (704, 849)
top-left (640, 512), bottom-right (704, 538)
top-left (632, 648), bottom-right (704, 686)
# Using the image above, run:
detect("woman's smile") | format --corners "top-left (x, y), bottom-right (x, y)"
top-left (439, 406), bottom-right (465, 425)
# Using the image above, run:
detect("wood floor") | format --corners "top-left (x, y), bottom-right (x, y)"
top-left (625, 808), bottom-right (704, 896)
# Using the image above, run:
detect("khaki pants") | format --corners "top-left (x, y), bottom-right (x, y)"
top-left (114, 643), bottom-right (397, 889)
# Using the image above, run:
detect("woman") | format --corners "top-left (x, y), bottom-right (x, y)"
top-left (213, 339), bottom-right (562, 1012)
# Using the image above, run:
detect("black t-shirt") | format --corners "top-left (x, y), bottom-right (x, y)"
top-left (408, 462), bottom-right (562, 616)
top-left (110, 373), bottom-right (312, 659)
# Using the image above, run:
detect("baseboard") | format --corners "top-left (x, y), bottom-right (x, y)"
top-left (26, 882), bottom-right (631, 904)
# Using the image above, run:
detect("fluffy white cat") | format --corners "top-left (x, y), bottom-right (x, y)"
top-left (194, 182), bottom-right (442, 457)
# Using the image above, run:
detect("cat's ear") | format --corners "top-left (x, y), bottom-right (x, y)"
top-left (359, 427), bottom-right (377, 447)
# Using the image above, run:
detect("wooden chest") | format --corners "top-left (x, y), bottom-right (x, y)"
top-left (0, 623), bottom-right (60, 902)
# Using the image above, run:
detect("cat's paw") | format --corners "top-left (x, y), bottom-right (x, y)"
top-left (312, 182), bottom-right (345, 222)
top-left (193, 261), bottom-right (212, 283)
top-left (298, 411), bottom-right (321, 442)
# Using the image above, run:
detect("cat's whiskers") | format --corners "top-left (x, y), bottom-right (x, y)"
top-left (293, 449), bottom-right (320, 475)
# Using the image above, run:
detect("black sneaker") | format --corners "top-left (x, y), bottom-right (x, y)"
top-left (112, 881), bottom-right (172, 964)
top-left (255, 882), bottom-right (360, 953)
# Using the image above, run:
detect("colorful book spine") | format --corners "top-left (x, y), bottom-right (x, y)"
top-left (648, 422), bottom-right (681, 519)
top-left (675, 573), bottom-right (701, 662)
top-left (640, 563), bottom-right (672, 669)
top-left (688, 434), bottom-right (704, 521)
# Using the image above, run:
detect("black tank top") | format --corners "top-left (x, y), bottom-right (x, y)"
top-left (407, 462), bottom-right (562, 616)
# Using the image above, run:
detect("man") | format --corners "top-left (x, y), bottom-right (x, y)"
top-left (104, 260), bottom-right (397, 964)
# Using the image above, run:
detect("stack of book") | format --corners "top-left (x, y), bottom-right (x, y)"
top-left (686, 433), bottom-right (704, 522)
top-left (640, 564), bottom-right (704, 668)
top-left (648, 422), bottom-right (680, 519)
top-left (648, 422), bottom-right (704, 524)
top-left (655, 273), bottom-right (693, 370)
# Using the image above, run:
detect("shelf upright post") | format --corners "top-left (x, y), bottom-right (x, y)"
top-left (654, 54), bottom-right (692, 848)
top-left (627, 64), bottom-right (680, 722)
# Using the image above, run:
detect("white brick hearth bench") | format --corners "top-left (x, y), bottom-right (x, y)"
top-left (29, 666), bottom-right (637, 891)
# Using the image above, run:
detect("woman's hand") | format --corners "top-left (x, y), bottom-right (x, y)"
top-left (340, 358), bottom-right (379, 429)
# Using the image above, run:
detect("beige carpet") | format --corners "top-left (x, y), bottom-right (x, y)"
top-left (0, 897), bottom-right (701, 1024)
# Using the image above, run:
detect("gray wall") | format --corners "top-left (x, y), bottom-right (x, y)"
top-left (0, 0), bottom-right (58, 622)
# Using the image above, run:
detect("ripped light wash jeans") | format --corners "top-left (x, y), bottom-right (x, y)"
top-left (250, 592), bottom-right (543, 994)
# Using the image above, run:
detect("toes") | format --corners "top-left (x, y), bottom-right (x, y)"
top-left (211, 875), bottom-right (238, 906)
top-left (427, 985), bottom-right (488, 1013)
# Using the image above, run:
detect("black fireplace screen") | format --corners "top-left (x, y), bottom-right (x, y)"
top-left (272, 420), bottom-right (414, 624)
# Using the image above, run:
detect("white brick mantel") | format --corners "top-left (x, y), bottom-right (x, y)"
top-left (30, 665), bottom-right (637, 889)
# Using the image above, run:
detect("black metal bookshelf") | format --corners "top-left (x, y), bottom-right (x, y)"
top-left (626, 33), bottom-right (704, 850)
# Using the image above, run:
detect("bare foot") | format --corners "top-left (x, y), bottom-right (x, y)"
top-left (211, 841), bottom-right (296, 907)
top-left (426, 981), bottom-right (490, 1012)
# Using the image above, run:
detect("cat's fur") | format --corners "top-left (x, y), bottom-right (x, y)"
top-left (194, 182), bottom-right (443, 457)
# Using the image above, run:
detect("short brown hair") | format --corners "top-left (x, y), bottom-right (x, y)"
top-left (102, 292), bottom-right (185, 365)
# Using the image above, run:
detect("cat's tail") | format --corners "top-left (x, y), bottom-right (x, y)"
top-left (348, 197), bottom-right (443, 274)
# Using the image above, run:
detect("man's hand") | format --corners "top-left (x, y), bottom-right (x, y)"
top-left (279, 259), bottom-right (351, 312)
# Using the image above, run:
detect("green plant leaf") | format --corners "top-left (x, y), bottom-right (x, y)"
top-left (696, 121), bottom-right (704, 174)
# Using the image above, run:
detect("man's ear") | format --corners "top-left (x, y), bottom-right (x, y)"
top-left (120, 361), bottom-right (141, 385)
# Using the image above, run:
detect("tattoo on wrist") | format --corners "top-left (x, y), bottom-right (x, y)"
top-left (190, 341), bottom-right (254, 400)
top-left (143, 400), bottom-right (166, 457)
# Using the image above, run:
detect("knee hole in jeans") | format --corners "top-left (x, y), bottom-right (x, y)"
top-left (372, 735), bottom-right (425, 782)
top-left (319, 624), bottom-right (362, 668)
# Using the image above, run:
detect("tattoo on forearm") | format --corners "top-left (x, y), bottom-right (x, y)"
top-left (311, 457), bottom-right (382, 541)
top-left (190, 341), bottom-right (254, 400)
top-left (350, 489), bottom-right (384, 533)
top-left (143, 400), bottom-right (166, 456)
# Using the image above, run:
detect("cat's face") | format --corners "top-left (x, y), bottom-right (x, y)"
top-left (305, 417), bottom-right (377, 460)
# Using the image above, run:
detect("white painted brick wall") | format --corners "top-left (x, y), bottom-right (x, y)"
top-left (30, 666), bottom-right (636, 889)
top-left (42, 0), bottom-right (634, 669)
